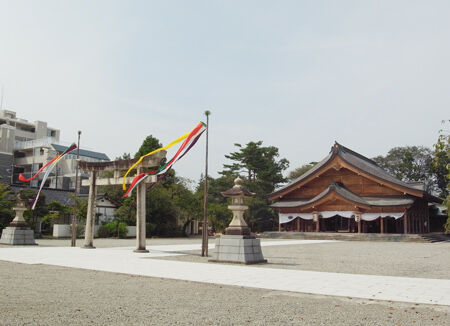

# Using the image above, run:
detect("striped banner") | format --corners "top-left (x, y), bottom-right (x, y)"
top-left (123, 122), bottom-right (206, 197)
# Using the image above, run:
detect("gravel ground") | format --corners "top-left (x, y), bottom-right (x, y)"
top-left (157, 240), bottom-right (450, 279)
top-left (1, 261), bottom-right (449, 326)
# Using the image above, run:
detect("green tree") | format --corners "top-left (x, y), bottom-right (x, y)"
top-left (373, 146), bottom-right (434, 192)
top-left (195, 175), bottom-right (234, 232)
top-left (114, 196), bottom-right (137, 226)
top-left (115, 153), bottom-right (131, 160)
top-left (433, 121), bottom-right (450, 233)
top-left (288, 162), bottom-right (318, 181)
top-left (104, 134), bottom-right (205, 237)
top-left (432, 120), bottom-right (450, 198)
top-left (42, 200), bottom-right (70, 225)
top-left (134, 135), bottom-right (162, 159)
top-left (70, 196), bottom-right (88, 222)
top-left (0, 182), bottom-right (13, 230)
top-left (219, 141), bottom-right (289, 232)
top-left (220, 141), bottom-right (289, 194)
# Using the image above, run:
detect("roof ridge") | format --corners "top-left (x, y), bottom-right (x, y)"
top-left (333, 142), bottom-right (379, 166)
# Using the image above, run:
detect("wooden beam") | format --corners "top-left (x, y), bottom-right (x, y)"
top-left (81, 175), bottom-right (157, 187)
top-left (403, 211), bottom-right (408, 234)
top-left (268, 155), bottom-right (424, 200)
top-left (78, 151), bottom-right (166, 172)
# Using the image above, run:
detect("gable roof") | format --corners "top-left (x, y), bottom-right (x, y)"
top-left (269, 142), bottom-right (426, 199)
top-left (52, 144), bottom-right (110, 161)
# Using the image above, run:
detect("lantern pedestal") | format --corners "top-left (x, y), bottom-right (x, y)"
top-left (0, 198), bottom-right (36, 246)
top-left (209, 177), bottom-right (266, 264)
top-left (0, 227), bottom-right (36, 245)
top-left (209, 235), bottom-right (266, 264)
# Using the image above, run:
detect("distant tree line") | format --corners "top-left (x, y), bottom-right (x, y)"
top-left (0, 122), bottom-right (448, 235)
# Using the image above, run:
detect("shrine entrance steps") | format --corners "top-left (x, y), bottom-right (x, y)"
top-left (420, 233), bottom-right (450, 243)
top-left (260, 231), bottom-right (431, 243)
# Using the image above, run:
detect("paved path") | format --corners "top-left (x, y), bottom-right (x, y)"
top-left (1, 240), bottom-right (449, 306)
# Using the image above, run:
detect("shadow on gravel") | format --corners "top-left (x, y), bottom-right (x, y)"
top-left (264, 262), bottom-right (301, 267)
top-left (141, 250), bottom-right (202, 257)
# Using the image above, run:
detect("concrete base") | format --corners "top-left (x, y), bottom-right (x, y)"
top-left (133, 249), bottom-right (149, 253)
top-left (82, 246), bottom-right (96, 249)
top-left (209, 235), bottom-right (267, 264)
top-left (0, 226), bottom-right (37, 245)
top-left (260, 231), bottom-right (432, 242)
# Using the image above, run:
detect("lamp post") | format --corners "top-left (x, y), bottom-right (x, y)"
top-left (201, 110), bottom-right (210, 257)
top-left (71, 130), bottom-right (81, 247)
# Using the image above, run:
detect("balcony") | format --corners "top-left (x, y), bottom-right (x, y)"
top-left (14, 137), bottom-right (58, 150)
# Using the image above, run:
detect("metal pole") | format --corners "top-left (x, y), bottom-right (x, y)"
top-left (202, 111), bottom-right (210, 257)
top-left (10, 164), bottom-right (14, 185)
top-left (71, 130), bottom-right (81, 247)
top-left (55, 166), bottom-right (58, 189)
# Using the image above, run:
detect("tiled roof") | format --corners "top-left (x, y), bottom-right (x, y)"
top-left (270, 182), bottom-right (414, 209)
top-left (270, 142), bottom-right (426, 198)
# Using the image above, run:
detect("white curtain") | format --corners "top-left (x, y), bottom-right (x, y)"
top-left (361, 212), bottom-right (404, 221)
top-left (319, 211), bottom-right (355, 219)
top-left (279, 212), bottom-right (405, 224)
top-left (279, 213), bottom-right (313, 224)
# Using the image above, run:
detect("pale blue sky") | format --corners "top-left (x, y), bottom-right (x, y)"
top-left (1, 1), bottom-right (449, 183)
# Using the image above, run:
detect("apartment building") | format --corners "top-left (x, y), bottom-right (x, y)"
top-left (0, 109), bottom-right (109, 189)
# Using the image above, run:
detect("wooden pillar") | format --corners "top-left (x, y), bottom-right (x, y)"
top-left (357, 220), bottom-right (361, 233)
top-left (134, 167), bottom-right (149, 253)
top-left (296, 217), bottom-right (300, 232)
top-left (419, 212), bottom-right (422, 234)
top-left (403, 211), bottom-right (408, 234)
top-left (278, 220), bottom-right (281, 232)
top-left (315, 218), bottom-right (320, 232)
top-left (380, 217), bottom-right (384, 234)
top-left (83, 171), bottom-right (97, 249)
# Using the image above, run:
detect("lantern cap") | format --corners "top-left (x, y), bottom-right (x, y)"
top-left (221, 176), bottom-right (255, 197)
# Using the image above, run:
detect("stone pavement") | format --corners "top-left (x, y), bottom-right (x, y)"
top-left (1, 239), bottom-right (449, 306)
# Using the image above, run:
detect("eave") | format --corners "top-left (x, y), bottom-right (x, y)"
top-left (270, 182), bottom-right (415, 210)
top-left (268, 143), bottom-right (425, 200)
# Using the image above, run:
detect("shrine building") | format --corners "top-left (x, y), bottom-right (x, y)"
top-left (268, 143), bottom-right (443, 234)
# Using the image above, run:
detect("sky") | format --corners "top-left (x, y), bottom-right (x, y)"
top-left (0, 1), bottom-right (449, 185)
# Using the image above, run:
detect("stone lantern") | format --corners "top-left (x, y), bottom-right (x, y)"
top-left (210, 177), bottom-right (266, 264)
top-left (222, 176), bottom-right (254, 236)
top-left (0, 193), bottom-right (37, 245)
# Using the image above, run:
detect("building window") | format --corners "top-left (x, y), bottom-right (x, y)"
top-left (47, 130), bottom-right (56, 137)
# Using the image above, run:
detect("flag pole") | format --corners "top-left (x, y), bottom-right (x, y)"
top-left (71, 130), bottom-right (81, 247)
top-left (202, 110), bottom-right (210, 257)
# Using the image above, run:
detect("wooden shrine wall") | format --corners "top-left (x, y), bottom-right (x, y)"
top-left (284, 168), bottom-right (404, 199)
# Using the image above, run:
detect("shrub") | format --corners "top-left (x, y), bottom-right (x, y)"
top-left (77, 224), bottom-right (85, 237)
top-left (146, 222), bottom-right (156, 237)
top-left (97, 224), bottom-right (110, 238)
top-left (98, 221), bottom-right (128, 238)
